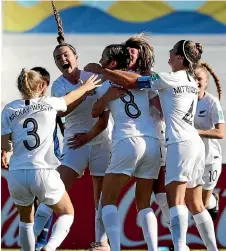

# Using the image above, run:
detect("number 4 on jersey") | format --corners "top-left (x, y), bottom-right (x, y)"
top-left (182, 100), bottom-right (194, 125)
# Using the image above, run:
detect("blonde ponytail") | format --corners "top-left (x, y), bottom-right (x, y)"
top-left (201, 62), bottom-right (222, 100)
top-left (17, 69), bottom-right (43, 98)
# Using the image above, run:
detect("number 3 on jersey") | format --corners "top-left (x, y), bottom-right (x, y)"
top-left (23, 118), bottom-right (40, 151)
top-left (120, 91), bottom-right (141, 118)
top-left (182, 100), bottom-right (194, 125)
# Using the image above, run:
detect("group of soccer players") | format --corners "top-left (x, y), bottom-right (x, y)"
top-left (1, 2), bottom-right (225, 251)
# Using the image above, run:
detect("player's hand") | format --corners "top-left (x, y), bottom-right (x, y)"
top-left (84, 63), bottom-right (103, 74)
top-left (82, 74), bottom-right (102, 92)
top-left (79, 79), bottom-right (96, 96)
top-left (67, 133), bottom-right (90, 149)
top-left (1, 150), bottom-right (9, 169)
top-left (105, 87), bottom-right (126, 101)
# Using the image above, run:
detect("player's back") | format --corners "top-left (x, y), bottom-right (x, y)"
top-left (1, 96), bottom-right (67, 170)
top-left (157, 71), bottom-right (199, 145)
top-left (97, 81), bottom-right (157, 142)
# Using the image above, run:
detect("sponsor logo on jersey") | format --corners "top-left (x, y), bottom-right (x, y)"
top-left (198, 110), bottom-right (207, 117)
top-left (60, 153), bottom-right (66, 160)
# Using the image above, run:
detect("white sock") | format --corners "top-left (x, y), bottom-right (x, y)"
top-left (155, 193), bottom-right (171, 231)
top-left (45, 214), bottom-right (74, 251)
top-left (207, 194), bottom-right (217, 210)
top-left (95, 197), bottom-right (107, 242)
top-left (138, 208), bottom-right (158, 251)
top-left (193, 210), bottom-right (218, 251)
top-left (170, 205), bottom-right (188, 251)
top-left (19, 221), bottom-right (35, 251)
top-left (34, 203), bottom-right (53, 239)
top-left (102, 205), bottom-right (120, 251)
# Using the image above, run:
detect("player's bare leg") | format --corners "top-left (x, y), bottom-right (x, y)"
top-left (58, 164), bottom-right (80, 191)
top-left (90, 176), bottom-right (110, 251)
top-left (153, 167), bottom-right (171, 230)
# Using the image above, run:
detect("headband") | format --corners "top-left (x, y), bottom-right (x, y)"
top-left (182, 40), bottom-right (193, 65)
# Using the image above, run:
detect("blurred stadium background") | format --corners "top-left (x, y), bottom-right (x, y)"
top-left (1, 1), bottom-right (226, 250)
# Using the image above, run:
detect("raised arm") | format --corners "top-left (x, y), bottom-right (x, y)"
top-left (57, 96), bottom-right (86, 117)
top-left (84, 63), bottom-right (169, 91)
top-left (100, 69), bottom-right (139, 89)
top-left (84, 63), bottom-right (140, 89)
top-left (52, 75), bottom-right (101, 117)
top-left (63, 75), bottom-right (101, 106)
top-left (92, 94), bottom-right (110, 118)
top-left (92, 87), bottom-right (126, 118)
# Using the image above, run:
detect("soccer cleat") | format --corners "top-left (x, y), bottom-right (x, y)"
top-left (169, 244), bottom-right (190, 251)
top-left (89, 241), bottom-right (110, 251)
top-left (207, 193), bottom-right (220, 221)
top-left (35, 241), bottom-right (46, 251)
top-left (41, 246), bottom-right (54, 251)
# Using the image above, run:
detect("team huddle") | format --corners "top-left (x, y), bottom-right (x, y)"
top-left (1, 2), bottom-right (225, 251)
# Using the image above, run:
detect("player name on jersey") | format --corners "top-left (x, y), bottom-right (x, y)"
top-left (173, 85), bottom-right (198, 95)
top-left (9, 103), bottom-right (53, 122)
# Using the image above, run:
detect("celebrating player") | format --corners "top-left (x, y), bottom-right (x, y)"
top-left (1, 68), bottom-right (101, 251)
top-left (123, 33), bottom-right (171, 235)
top-left (29, 67), bottom-right (65, 251)
top-left (90, 43), bottom-right (161, 251)
top-left (194, 62), bottom-right (224, 220)
top-left (34, 3), bottom-right (111, 247)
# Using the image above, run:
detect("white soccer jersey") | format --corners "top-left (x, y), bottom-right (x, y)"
top-left (138, 71), bottom-right (199, 145)
top-left (51, 71), bottom-right (110, 145)
top-left (194, 91), bottom-right (224, 164)
top-left (96, 81), bottom-right (158, 143)
top-left (1, 96), bottom-right (67, 171)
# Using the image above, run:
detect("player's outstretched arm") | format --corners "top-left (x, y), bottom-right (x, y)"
top-left (92, 94), bottom-right (110, 118)
top-left (63, 75), bottom-right (101, 106)
top-left (92, 87), bottom-right (126, 118)
top-left (84, 63), bottom-right (140, 89)
top-left (100, 69), bottom-right (140, 89)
